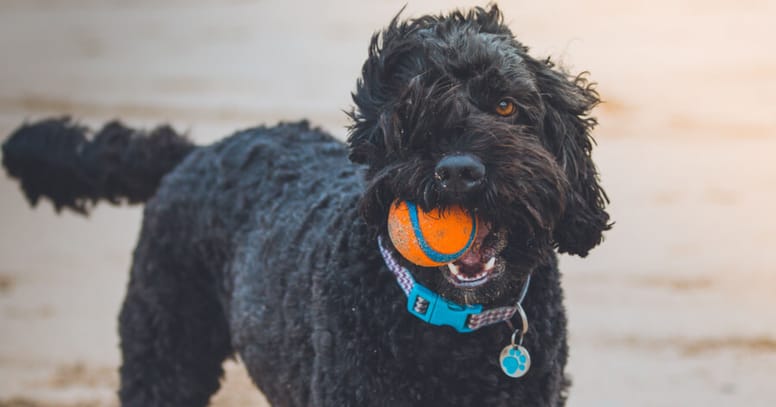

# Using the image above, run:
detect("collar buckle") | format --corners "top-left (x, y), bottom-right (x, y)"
top-left (407, 282), bottom-right (483, 333)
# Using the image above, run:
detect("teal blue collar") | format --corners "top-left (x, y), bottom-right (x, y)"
top-left (378, 237), bottom-right (530, 333)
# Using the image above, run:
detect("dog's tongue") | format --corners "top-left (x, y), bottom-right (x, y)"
top-left (456, 222), bottom-right (491, 266)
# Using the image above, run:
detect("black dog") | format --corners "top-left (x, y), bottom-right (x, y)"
top-left (2, 6), bottom-right (609, 406)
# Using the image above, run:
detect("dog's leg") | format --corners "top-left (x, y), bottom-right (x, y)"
top-left (117, 212), bottom-right (232, 407)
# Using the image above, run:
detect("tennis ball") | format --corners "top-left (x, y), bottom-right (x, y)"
top-left (387, 199), bottom-right (478, 267)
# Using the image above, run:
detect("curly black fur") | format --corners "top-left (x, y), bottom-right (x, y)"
top-left (348, 7), bottom-right (609, 259)
top-left (2, 5), bottom-right (609, 407)
top-left (2, 117), bottom-right (194, 213)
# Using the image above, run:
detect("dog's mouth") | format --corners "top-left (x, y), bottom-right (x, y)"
top-left (439, 223), bottom-right (508, 288)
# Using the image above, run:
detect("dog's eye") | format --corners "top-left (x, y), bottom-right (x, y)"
top-left (495, 99), bottom-right (518, 117)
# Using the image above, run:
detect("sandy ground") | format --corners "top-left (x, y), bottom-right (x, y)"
top-left (1, 0), bottom-right (775, 406)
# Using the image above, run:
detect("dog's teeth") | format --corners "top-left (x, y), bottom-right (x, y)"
top-left (484, 257), bottom-right (496, 271)
top-left (447, 262), bottom-right (461, 277)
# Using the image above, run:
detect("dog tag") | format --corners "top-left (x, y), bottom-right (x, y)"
top-left (499, 343), bottom-right (531, 378)
top-left (499, 304), bottom-right (530, 378)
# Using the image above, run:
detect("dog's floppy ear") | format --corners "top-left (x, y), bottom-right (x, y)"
top-left (528, 57), bottom-right (611, 257)
top-left (347, 30), bottom-right (384, 166)
top-left (346, 9), bottom-right (411, 167)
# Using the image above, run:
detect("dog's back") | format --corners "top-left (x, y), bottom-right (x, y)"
top-left (2, 118), bottom-right (372, 405)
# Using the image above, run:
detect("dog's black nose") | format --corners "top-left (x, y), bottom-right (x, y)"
top-left (434, 153), bottom-right (485, 194)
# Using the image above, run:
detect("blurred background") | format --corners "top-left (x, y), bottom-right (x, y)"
top-left (0, 0), bottom-right (774, 405)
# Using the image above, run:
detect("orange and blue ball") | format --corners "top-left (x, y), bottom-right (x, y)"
top-left (387, 199), bottom-right (478, 267)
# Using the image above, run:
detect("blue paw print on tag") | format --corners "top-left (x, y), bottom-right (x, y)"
top-left (501, 348), bottom-right (527, 375)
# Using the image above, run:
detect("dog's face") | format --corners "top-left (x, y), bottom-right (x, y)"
top-left (348, 6), bottom-right (610, 306)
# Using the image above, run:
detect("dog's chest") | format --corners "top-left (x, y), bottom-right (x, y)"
top-left (230, 250), bottom-right (562, 406)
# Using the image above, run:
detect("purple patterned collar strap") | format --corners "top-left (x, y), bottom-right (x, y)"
top-left (377, 236), bottom-right (530, 333)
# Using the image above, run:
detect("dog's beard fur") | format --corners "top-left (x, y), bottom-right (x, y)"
top-left (347, 6), bottom-right (610, 306)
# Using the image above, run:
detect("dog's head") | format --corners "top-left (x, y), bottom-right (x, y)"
top-left (348, 6), bottom-right (610, 306)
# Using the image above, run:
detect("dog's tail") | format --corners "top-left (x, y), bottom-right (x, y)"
top-left (2, 117), bottom-right (195, 214)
